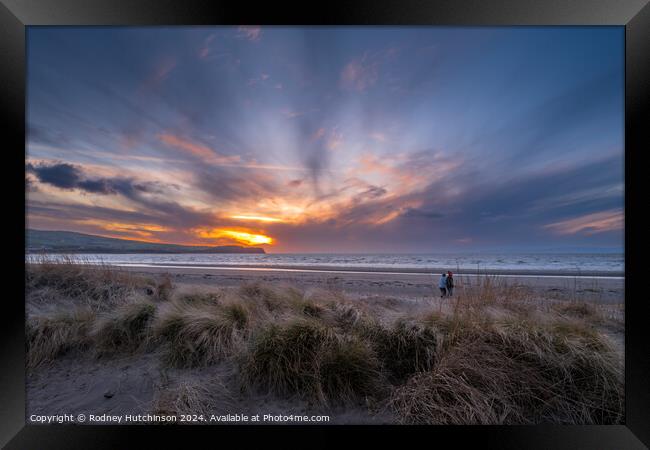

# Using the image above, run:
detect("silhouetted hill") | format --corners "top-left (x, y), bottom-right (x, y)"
top-left (26, 229), bottom-right (266, 254)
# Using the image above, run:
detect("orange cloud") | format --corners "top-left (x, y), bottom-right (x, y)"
top-left (543, 209), bottom-right (623, 235)
top-left (356, 151), bottom-right (459, 196)
top-left (74, 220), bottom-right (171, 242)
top-left (158, 134), bottom-right (240, 164)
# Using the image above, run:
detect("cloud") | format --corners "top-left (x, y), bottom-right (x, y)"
top-left (401, 208), bottom-right (444, 219)
top-left (295, 119), bottom-right (334, 192)
top-left (158, 133), bottom-right (241, 165)
top-left (25, 27), bottom-right (623, 251)
top-left (28, 123), bottom-right (71, 147)
top-left (340, 49), bottom-right (399, 92)
top-left (26, 162), bottom-right (80, 189)
top-left (192, 164), bottom-right (281, 203)
top-left (198, 33), bottom-right (217, 59)
top-left (26, 162), bottom-right (216, 232)
top-left (145, 57), bottom-right (177, 88)
top-left (156, 59), bottom-right (176, 82)
top-left (353, 185), bottom-right (387, 202)
top-left (237, 26), bottom-right (262, 42)
top-left (26, 162), bottom-right (154, 197)
top-left (543, 209), bottom-right (623, 235)
top-left (356, 150), bottom-right (459, 195)
top-left (340, 54), bottom-right (379, 91)
top-left (369, 132), bottom-right (387, 143)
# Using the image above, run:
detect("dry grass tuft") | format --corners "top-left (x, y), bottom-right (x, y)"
top-left (238, 282), bottom-right (288, 312)
top-left (154, 299), bottom-right (249, 368)
top-left (319, 337), bottom-right (384, 405)
top-left (91, 298), bottom-right (157, 354)
top-left (553, 302), bottom-right (601, 321)
top-left (239, 319), bottom-right (336, 399)
top-left (26, 308), bottom-right (96, 369)
top-left (361, 319), bottom-right (438, 382)
top-left (240, 319), bottom-right (383, 406)
top-left (26, 258), bottom-right (153, 311)
top-left (389, 318), bottom-right (623, 424)
top-left (290, 297), bottom-right (326, 318)
top-left (176, 291), bottom-right (223, 304)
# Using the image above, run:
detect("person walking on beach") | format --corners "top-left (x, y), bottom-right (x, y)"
top-left (446, 271), bottom-right (454, 297)
top-left (438, 273), bottom-right (447, 298)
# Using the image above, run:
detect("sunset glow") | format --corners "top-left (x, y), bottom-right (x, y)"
top-left (230, 215), bottom-right (285, 223)
top-left (26, 27), bottom-right (623, 252)
top-left (194, 228), bottom-right (274, 246)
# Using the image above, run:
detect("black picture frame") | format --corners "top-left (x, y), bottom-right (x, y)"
top-left (2, 1), bottom-right (648, 448)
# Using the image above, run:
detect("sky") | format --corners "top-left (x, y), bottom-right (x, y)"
top-left (26, 26), bottom-right (624, 253)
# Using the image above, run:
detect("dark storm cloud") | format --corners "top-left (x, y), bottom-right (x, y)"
top-left (26, 162), bottom-right (154, 196)
top-left (26, 162), bottom-right (80, 189)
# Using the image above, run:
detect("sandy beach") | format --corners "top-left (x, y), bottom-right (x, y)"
top-left (116, 265), bottom-right (625, 305)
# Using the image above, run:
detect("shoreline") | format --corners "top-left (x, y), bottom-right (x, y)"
top-left (45, 261), bottom-right (625, 279)
top-left (112, 265), bottom-right (625, 305)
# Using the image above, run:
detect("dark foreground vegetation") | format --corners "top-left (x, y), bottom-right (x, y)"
top-left (26, 261), bottom-right (624, 424)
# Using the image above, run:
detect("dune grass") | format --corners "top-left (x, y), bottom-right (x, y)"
top-left (359, 319), bottom-right (438, 383)
top-left (26, 256), bottom-right (161, 311)
top-left (25, 263), bottom-right (624, 424)
top-left (239, 319), bottom-right (337, 400)
top-left (153, 300), bottom-right (247, 368)
top-left (388, 318), bottom-right (623, 424)
top-left (239, 318), bottom-right (384, 406)
top-left (91, 298), bottom-right (157, 355)
top-left (319, 337), bottom-right (384, 405)
top-left (26, 307), bottom-right (96, 369)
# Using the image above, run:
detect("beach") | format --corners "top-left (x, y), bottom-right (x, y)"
top-left (25, 262), bottom-right (625, 425)
top-left (116, 265), bottom-right (625, 304)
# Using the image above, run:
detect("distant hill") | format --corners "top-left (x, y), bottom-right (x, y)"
top-left (26, 229), bottom-right (266, 254)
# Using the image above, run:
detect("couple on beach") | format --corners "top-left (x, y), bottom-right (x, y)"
top-left (437, 271), bottom-right (454, 298)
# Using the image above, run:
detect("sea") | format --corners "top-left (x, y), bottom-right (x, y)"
top-left (26, 253), bottom-right (625, 277)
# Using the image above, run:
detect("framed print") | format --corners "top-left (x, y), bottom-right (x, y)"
top-left (1, 0), bottom-right (649, 448)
